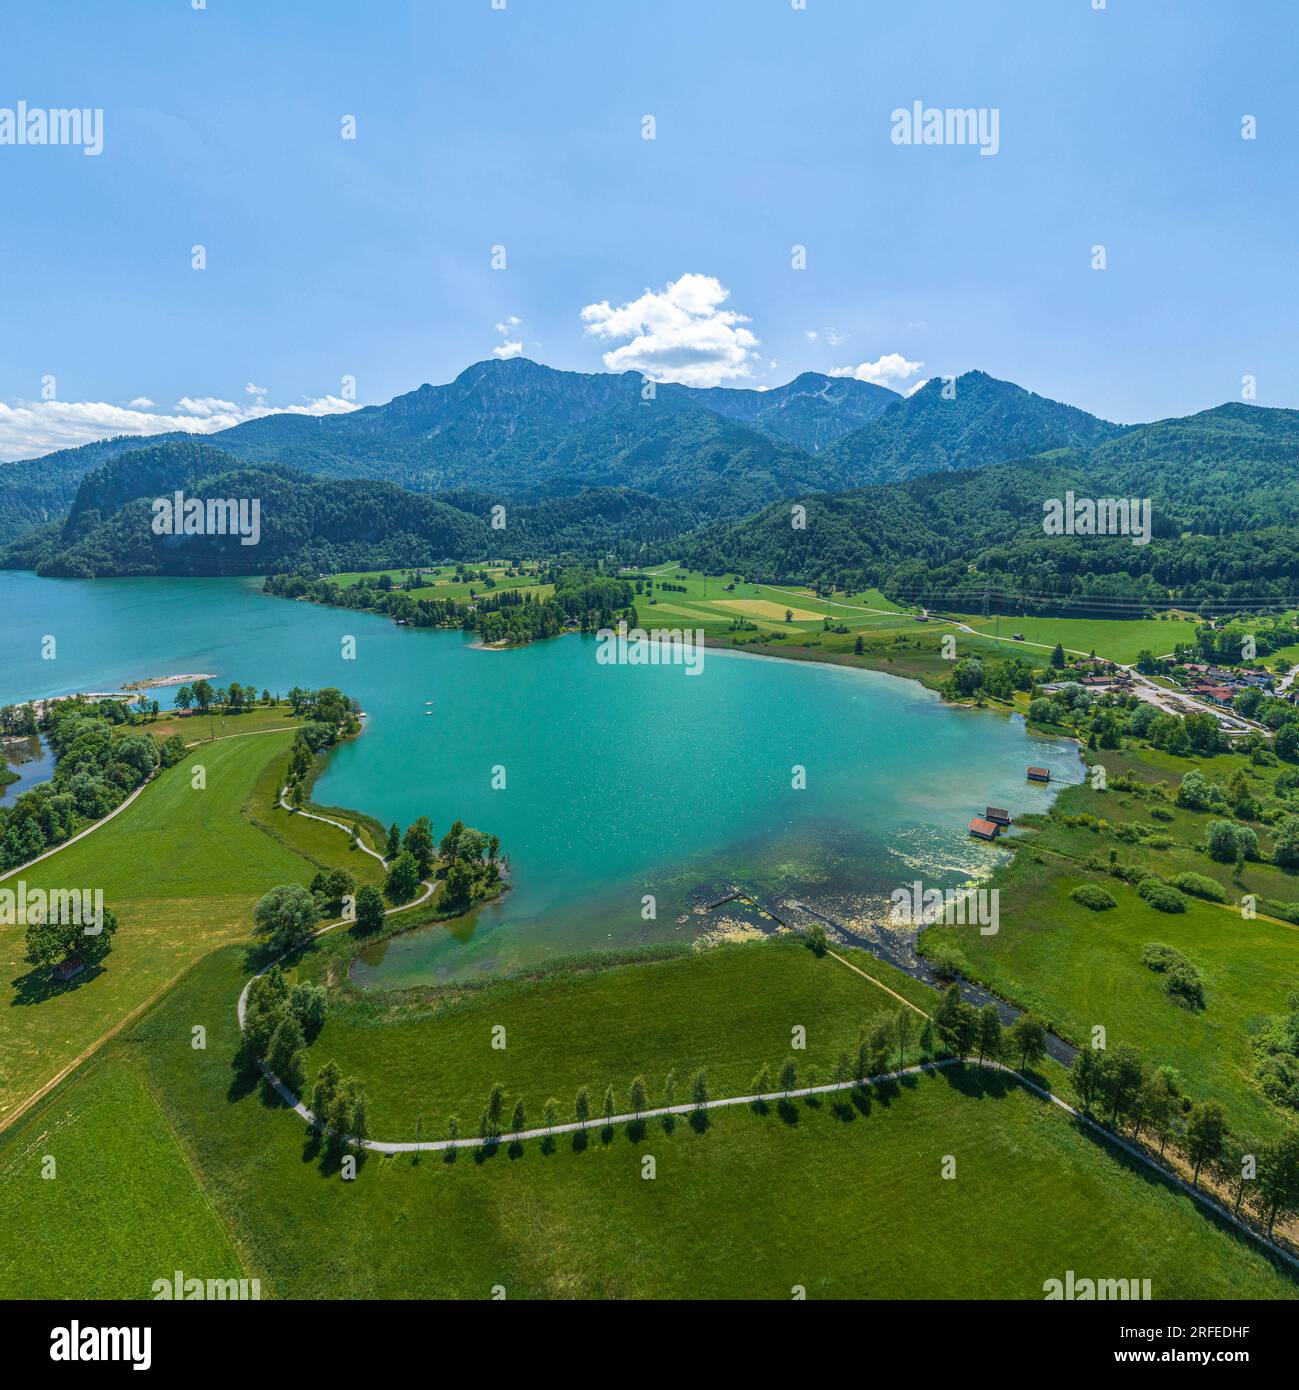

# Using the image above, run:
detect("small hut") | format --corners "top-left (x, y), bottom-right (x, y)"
top-left (968, 817), bottom-right (1000, 841)
top-left (985, 807), bottom-right (1011, 827)
top-left (1027, 766), bottom-right (1051, 783)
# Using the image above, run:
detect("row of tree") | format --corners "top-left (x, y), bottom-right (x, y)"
top-left (1071, 1042), bottom-right (1299, 1236)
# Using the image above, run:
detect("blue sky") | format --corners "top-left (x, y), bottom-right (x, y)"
top-left (0, 0), bottom-right (1295, 459)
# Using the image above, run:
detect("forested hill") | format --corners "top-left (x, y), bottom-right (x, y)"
top-left (0, 439), bottom-right (693, 577)
top-left (0, 431), bottom-right (188, 539)
top-left (819, 370), bottom-right (1126, 487)
top-left (677, 402), bottom-right (1299, 612)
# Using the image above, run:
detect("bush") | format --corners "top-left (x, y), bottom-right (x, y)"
top-left (1169, 871), bottom-right (1227, 903)
top-left (1070, 883), bottom-right (1117, 911)
top-left (1141, 942), bottom-right (1205, 1009)
top-left (1137, 879), bottom-right (1187, 913)
top-left (1167, 963), bottom-right (1206, 1009)
top-left (1140, 941), bottom-right (1182, 972)
top-left (1144, 945), bottom-right (1205, 1011)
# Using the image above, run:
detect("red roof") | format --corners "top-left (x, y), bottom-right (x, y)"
top-left (1027, 766), bottom-right (1051, 780)
top-left (969, 817), bottom-right (1000, 839)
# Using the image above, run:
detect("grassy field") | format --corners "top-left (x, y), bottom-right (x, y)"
top-left (632, 565), bottom-right (1022, 686)
top-left (0, 728), bottom-right (373, 1128)
top-left (148, 701), bottom-right (301, 741)
top-left (1, 939), bottom-right (1293, 1299)
top-left (952, 613), bottom-right (1206, 665)
top-left (0, 1058), bottom-right (244, 1299)
top-left (329, 563), bottom-right (552, 604)
top-left (923, 744), bottom-right (1299, 1137)
top-left (638, 568), bottom-right (1218, 669)
top-left (293, 936), bottom-right (934, 1135)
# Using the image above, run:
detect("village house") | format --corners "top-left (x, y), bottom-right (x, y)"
top-left (1187, 683), bottom-right (1236, 706)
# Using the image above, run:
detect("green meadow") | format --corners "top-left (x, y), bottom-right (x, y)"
top-left (293, 936), bottom-right (934, 1136)
top-left (1, 940), bottom-right (1292, 1300)
top-left (637, 567), bottom-right (1208, 668)
top-left (953, 613), bottom-right (1205, 665)
top-left (148, 700), bottom-right (302, 741)
top-left (923, 745), bottom-right (1299, 1138)
top-left (0, 1059), bottom-right (244, 1299)
top-left (631, 565), bottom-right (1020, 685)
top-left (328, 562), bottom-right (552, 604)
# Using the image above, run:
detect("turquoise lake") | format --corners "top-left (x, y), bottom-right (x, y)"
top-left (0, 570), bottom-right (1078, 984)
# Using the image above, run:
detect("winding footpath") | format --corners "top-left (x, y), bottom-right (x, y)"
top-left (275, 787), bottom-right (389, 864)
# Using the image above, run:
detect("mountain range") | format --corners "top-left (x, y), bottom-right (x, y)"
top-left (6, 355), bottom-right (1295, 610)
top-left (0, 358), bottom-right (1121, 543)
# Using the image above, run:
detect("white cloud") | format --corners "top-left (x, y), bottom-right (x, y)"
top-left (905, 377), bottom-right (930, 397)
top-left (825, 327), bottom-right (847, 347)
top-left (0, 392), bottom-right (360, 462)
top-left (176, 396), bottom-right (239, 417)
top-left (580, 273), bottom-right (758, 387)
top-left (829, 352), bottom-right (924, 387)
top-left (490, 317), bottom-right (525, 360)
top-left (245, 382), bottom-right (268, 397)
top-left (804, 330), bottom-right (819, 342)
